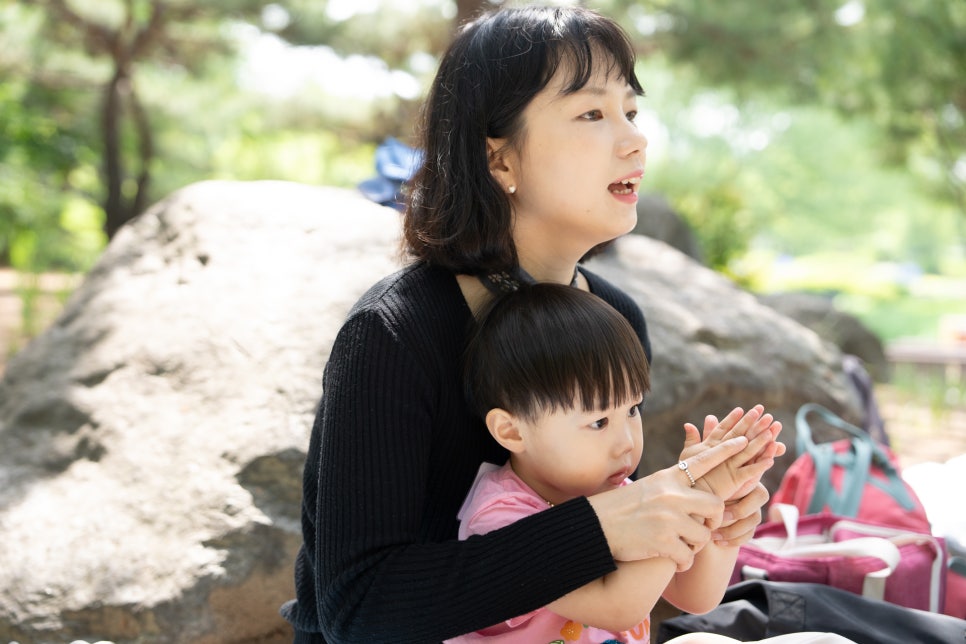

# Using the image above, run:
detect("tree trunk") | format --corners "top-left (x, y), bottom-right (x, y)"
top-left (100, 69), bottom-right (154, 239)
top-left (129, 81), bottom-right (153, 222)
top-left (102, 70), bottom-right (125, 240)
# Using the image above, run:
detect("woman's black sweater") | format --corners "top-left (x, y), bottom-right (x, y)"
top-left (281, 262), bottom-right (650, 643)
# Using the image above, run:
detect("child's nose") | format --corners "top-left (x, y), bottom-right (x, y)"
top-left (615, 419), bottom-right (637, 454)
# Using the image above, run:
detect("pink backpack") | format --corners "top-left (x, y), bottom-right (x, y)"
top-left (772, 403), bottom-right (931, 533)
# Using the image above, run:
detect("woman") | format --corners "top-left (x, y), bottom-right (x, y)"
top-left (281, 6), bottom-right (772, 642)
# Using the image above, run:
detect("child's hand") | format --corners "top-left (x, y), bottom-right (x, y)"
top-left (679, 405), bottom-right (784, 501)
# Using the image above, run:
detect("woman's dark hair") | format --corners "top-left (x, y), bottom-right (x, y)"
top-left (404, 6), bottom-right (644, 275)
top-left (464, 283), bottom-right (650, 422)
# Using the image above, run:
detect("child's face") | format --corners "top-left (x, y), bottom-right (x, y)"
top-left (498, 54), bottom-right (648, 260)
top-left (511, 394), bottom-right (645, 507)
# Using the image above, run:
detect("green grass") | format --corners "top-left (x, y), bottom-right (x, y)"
top-left (745, 250), bottom-right (966, 343)
top-left (835, 292), bottom-right (966, 343)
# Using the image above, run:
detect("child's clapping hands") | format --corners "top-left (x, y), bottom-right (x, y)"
top-left (679, 404), bottom-right (785, 503)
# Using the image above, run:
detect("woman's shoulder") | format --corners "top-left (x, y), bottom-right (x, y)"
top-left (340, 263), bottom-right (471, 355)
top-left (350, 262), bottom-right (463, 317)
top-left (580, 266), bottom-right (643, 320)
top-left (580, 266), bottom-right (651, 360)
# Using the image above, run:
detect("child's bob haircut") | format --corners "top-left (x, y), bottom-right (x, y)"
top-left (464, 283), bottom-right (650, 423)
top-left (404, 6), bottom-right (644, 275)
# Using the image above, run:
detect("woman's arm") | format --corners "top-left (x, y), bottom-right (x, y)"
top-left (310, 311), bottom-right (617, 642)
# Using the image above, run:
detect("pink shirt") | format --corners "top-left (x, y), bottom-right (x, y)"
top-left (445, 463), bottom-right (650, 644)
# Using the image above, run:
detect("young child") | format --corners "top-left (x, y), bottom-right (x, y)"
top-left (450, 283), bottom-right (783, 643)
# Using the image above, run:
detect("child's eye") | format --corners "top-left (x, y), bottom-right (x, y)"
top-left (580, 110), bottom-right (603, 121)
top-left (630, 398), bottom-right (646, 417)
top-left (590, 417), bottom-right (609, 430)
top-left (626, 110), bottom-right (638, 123)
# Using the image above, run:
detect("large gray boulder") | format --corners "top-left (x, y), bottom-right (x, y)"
top-left (631, 193), bottom-right (703, 262)
top-left (758, 291), bottom-right (889, 382)
top-left (0, 180), bottom-right (860, 642)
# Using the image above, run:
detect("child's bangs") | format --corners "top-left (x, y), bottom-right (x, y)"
top-left (522, 303), bottom-right (650, 419)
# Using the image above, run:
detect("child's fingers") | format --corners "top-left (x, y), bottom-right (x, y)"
top-left (770, 420), bottom-right (784, 439)
top-left (734, 457), bottom-right (776, 491)
top-left (682, 423), bottom-right (702, 449)
top-left (683, 436), bottom-right (749, 481)
top-left (716, 407), bottom-right (746, 432)
top-left (730, 423), bottom-right (779, 468)
top-left (701, 410), bottom-right (735, 444)
top-left (740, 415), bottom-right (783, 461)
top-left (746, 411), bottom-right (774, 440)
top-left (702, 414), bottom-right (720, 437)
top-left (743, 457), bottom-right (775, 480)
top-left (761, 437), bottom-right (786, 459)
top-left (719, 404), bottom-right (764, 441)
top-left (731, 477), bottom-right (758, 501)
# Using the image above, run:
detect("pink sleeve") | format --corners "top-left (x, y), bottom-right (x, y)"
top-left (463, 493), bottom-right (548, 537)
top-left (463, 492), bottom-right (549, 630)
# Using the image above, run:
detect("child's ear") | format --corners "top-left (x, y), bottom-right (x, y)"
top-left (485, 408), bottom-right (525, 453)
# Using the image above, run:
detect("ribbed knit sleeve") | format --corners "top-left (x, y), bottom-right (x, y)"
top-left (284, 265), bottom-right (643, 643)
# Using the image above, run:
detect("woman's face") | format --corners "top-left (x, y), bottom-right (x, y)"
top-left (492, 56), bottom-right (648, 262)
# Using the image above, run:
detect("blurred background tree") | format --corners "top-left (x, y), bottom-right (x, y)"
top-left (0, 0), bottom-right (964, 343)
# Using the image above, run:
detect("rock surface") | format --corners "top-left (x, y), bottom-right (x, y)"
top-left (631, 193), bottom-right (703, 262)
top-left (758, 291), bottom-right (889, 382)
top-left (0, 180), bottom-right (860, 642)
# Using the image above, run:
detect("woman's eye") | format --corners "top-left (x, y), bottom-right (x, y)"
top-left (590, 417), bottom-right (609, 430)
top-left (580, 110), bottom-right (603, 121)
top-left (626, 110), bottom-right (638, 122)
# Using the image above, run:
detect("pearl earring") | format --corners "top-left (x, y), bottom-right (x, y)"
top-left (508, 185), bottom-right (516, 194)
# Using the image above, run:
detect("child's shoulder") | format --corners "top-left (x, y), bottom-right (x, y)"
top-left (468, 462), bottom-right (534, 505)
top-left (458, 463), bottom-right (548, 538)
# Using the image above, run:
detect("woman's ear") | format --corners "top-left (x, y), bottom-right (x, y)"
top-left (485, 408), bottom-right (526, 453)
top-left (486, 137), bottom-right (517, 195)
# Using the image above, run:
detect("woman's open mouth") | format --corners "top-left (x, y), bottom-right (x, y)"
top-left (607, 176), bottom-right (641, 195)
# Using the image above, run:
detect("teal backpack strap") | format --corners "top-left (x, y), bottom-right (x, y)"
top-left (834, 435), bottom-right (872, 516)
top-left (866, 441), bottom-right (918, 511)
top-left (796, 403), bottom-right (873, 517)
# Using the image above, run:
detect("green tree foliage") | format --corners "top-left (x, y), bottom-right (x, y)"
top-left (0, 3), bottom-right (104, 271)
top-left (2, 0), bottom-right (963, 281)
top-left (613, 0), bottom-right (966, 247)
top-left (31, 0), bottom-right (282, 239)
top-left (0, 0), bottom-right (456, 271)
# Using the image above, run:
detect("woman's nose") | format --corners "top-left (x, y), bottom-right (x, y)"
top-left (619, 124), bottom-right (648, 159)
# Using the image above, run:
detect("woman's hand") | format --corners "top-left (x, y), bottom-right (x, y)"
top-left (680, 405), bottom-right (785, 501)
top-left (588, 436), bottom-right (749, 572)
top-left (712, 482), bottom-right (770, 547)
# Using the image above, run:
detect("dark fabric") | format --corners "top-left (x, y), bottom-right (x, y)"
top-left (292, 626), bottom-right (324, 644)
top-left (842, 354), bottom-right (889, 446)
top-left (280, 263), bottom-right (651, 643)
top-left (657, 580), bottom-right (966, 644)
